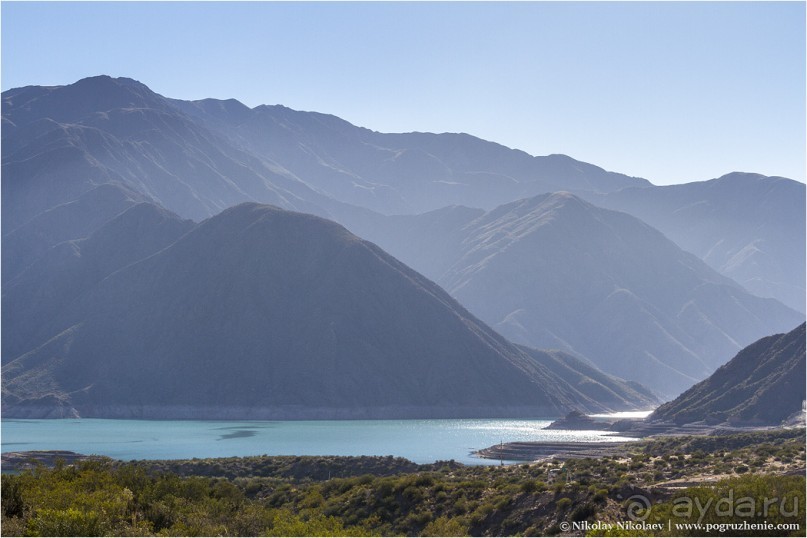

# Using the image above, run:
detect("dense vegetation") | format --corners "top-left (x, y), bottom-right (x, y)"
top-left (639, 428), bottom-right (806, 455)
top-left (2, 430), bottom-right (804, 536)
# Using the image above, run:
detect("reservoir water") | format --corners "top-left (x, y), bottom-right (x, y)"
top-left (1, 417), bottom-right (644, 465)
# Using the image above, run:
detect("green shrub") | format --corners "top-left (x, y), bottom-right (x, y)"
top-left (1, 476), bottom-right (26, 518)
top-left (556, 497), bottom-right (572, 511)
top-left (421, 515), bottom-right (468, 537)
top-left (570, 503), bottom-right (597, 522)
top-left (520, 480), bottom-right (539, 493)
top-left (264, 509), bottom-right (369, 537)
top-left (27, 508), bottom-right (105, 537)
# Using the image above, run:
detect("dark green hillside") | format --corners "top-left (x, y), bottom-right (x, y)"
top-left (651, 324), bottom-right (806, 425)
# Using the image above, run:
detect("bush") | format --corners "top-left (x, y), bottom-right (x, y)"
top-left (1, 476), bottom-right (26, 518)
top-left (520, 480), bottom-right (546, 493)
top-left (649, 475), bottom-right (805, 535)
top-left (421, 516), bottom-right (468, 537)
top-left (265, 509), bottom-right (369, 537)
top-left (27, 508), bottom-right (105, 537)
top-left (570, 503), bottom-right (597, 522)
top-left (494, 496), bottom-right (511, 510)
top-left (556, 497), bottom-right (572, 511)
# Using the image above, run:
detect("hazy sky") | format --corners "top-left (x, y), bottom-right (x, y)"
top-left (2, 1), bottom-right (805, 185)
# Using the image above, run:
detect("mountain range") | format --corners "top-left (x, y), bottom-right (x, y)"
top-left (339, 192), bottom-right (802, 396)
top-left (1, 203), bottom-right (657, 418)
top-left (585, 173), bottom-right (805, 312)
top-left (5, 77), bottom-right (802, 307)
top-left (170, 95), bottom-right (651, 214)
top-left (2, 75), bottom-right (804, 415)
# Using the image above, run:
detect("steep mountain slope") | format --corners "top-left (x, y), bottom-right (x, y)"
top-left (173, 97), bottom-right (651, 215)
top-left (4, 75), bottom-right (802, 408)
top-left (1, 75), bottom-right (334, 233)
top-left (180, 94), bottom-right (804, 315)
top-left (6, 76), bottom-right (801, 313)
top-left (518, 347), bottom-right (658, 411)
top-left (1, 203), bottom-right (657, 419)
top-left (3, 76), bottom-right (650, 233)
top-left (341, 193), bottom-right (804, 397)
top-left (650, 324), bottom-right (805, 425)
top-left (1, 182), bottom-right (147, 284)
top-left (2, 75), bottom-right (656, 290)
top-left (335, 205), bottom-right (485, 280)
top-left (2, 202), bottom-right (194, 362)
top-left (586, 173), bottom-right (805, 312)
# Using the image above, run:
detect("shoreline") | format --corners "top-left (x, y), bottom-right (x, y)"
top-left (1, 416), bottom-right (634, 466)
top-left (5, 426), bottom-right (805, 474)
top-left (474, 440), bottom-right (630, 461)
top-left (5, 416), bottom-right (796, 470)
top-left (1, 450), bottom-right (110, 472)
top-left (3, 430), bottom-right (802, 537)
top-left (475, 420), bottom-right (804, 462)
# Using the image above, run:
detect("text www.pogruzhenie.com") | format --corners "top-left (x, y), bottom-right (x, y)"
top-left (563, 520), bottom-right (801, 533)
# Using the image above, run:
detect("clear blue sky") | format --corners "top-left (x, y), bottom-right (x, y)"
top-left (2, 1), bottom-right (805, 185)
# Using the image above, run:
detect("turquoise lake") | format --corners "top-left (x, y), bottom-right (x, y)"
top-left (0, 418), bottom-right (642, 465)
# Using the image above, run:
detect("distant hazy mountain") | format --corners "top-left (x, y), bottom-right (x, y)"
top-left (2, 203), bottom-right (657, 419)
top-left (650, 324), bottom-right (805, 425)
top-left (517, 346), bottom-right (658, 411)
top-left (2, 202), bottom-right (194, 362)
top-left (5, 76), bottom-right (801, 313)
top-left (342, 193), bottom-right (803, 397)
top-left (177, 95), bottom-right (805, 314)
top-left (585, 173), bottom-right (805, 313)
top-left (1, 182), bottom-right (146, 284)
top-left (3, 75), bottom-right (802, 407)
top-left (1, 76), bottom-right (333, 231)
top-left (3, 76), bottom-right (649, 234)
top-left (171, 98), bottom-right (651, 215)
